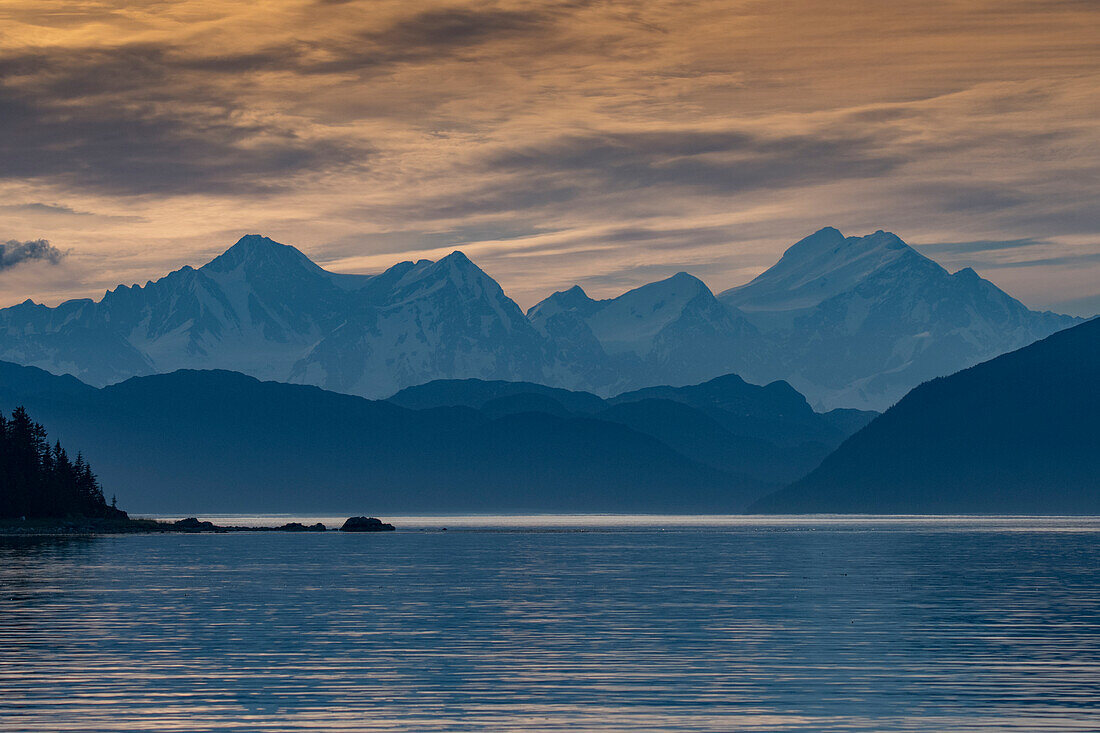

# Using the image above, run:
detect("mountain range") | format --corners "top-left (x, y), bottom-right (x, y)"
top-left (750, 316), bottom-right (1099, 514)
top-left (719, 228), bottom-right (1079, 409)
top-left (0, 363), bottom-right (872, 513)
top-left (0, 228), bottom-right (1080, 410)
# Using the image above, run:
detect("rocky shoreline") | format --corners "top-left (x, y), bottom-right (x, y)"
top-left (0, 516), bottom-right (395, 536)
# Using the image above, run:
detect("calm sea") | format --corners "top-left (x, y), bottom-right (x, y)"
top-left (2, 515), bottom-right (1099, 732)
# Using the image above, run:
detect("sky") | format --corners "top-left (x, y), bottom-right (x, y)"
top-left (0, 0), bottom-right (1097, 314)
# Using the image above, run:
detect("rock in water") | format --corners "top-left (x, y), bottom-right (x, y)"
top-left (277, 522), bottom-right (327, 532)
top-left (173, 517), bottom-right (219, 532)
top-left (340, 516), bottom-right (395, 532)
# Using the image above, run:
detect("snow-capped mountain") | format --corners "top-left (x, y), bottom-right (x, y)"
top-left (719, 228), bottom-right (1081, 409)
top-left (127, 235), bottom-right (370, 380)
top-left (529, 272), bottom-right (765, 393)
top-left (0, 229), bottom-right (1081, 408)
top-left (289, 251), bottom-right (550, 398)
top-left (722, 227), bottom-right (919, 327)
top-left (0, 235), bottom-right (369, 387)
top-left (0, 236), bottom-right (550, 397)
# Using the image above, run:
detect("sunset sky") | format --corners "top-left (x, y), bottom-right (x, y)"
top-left (1, 0), bottom-right (1097, 313)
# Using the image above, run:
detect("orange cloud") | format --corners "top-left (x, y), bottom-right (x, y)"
top-left (0, 0), bottom-right (1097, 312)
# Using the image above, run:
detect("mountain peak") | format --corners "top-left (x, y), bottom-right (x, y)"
top-left (225, 234), bottom-right (284, 258)
top-left (862, 229), bottom-right (907, 250)
top-left (780, 226), bottom-right (847, 258)
top-left (236, 233), bottom-right (276, 246)
top-left (424, 249), bottom-right (497, 284)
top-left (603, 270), bottom-right (715, 309)
top-left (439, 250), bottom-right (473, 264)
top-left (664, 271), bottom-right (708, 289)
top-left (527, 284), bottom-right (597, 321)
top-left (720, 228), bottom-right (929, 313)
top-left (780, 228), bottom-right (907, 263)
top-left (430, 250), bottom-right (492, 281)
top-left (582, 270), bottom-right (726, 358)
top-left (381, 249), bottom-right (518, 313)
top-left (203, 234), bottom-right (321, 274)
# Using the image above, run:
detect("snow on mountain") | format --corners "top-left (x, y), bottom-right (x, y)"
top-left (0, 234), bottom-right (358, 386)
top-left (0, 298), bottom-right (154, 387)
top-left (719, 228), bottom-right (1082, 410)
top-left (121, 235), bottom-right (369, 381)
top-left (587, 272), bottom-right (724, 357)
top-left (529, 272), bottom-right (765, 393)
top-left (0, 236), bottom-right (547, 397)
top-left (289, 251), bottom-right (551, 397)
top-left (0, 229), bottom-right (1081, 410)
top-left (721, 228), bottom-right (922, 327)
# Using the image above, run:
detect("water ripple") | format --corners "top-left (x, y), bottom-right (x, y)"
top-left (2, 517), bottom-right (1099, 731)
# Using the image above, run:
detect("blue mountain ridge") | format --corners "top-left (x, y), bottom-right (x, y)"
top-left (0, 363), bottom-right (873, 513)
top-left (0, 228), bottom-right (1080, 411)
top-left (750, 316), bottom-right (1100, 514)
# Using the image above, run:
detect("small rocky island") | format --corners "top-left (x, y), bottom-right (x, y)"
top-left (162, 517), bottom-right (391, 533)
top-left (165, 517), bottom-right (397, 533)
top-left (169, 518), bottom-right (330, 533)
top-left (340, 516), bottom-right (396, 532)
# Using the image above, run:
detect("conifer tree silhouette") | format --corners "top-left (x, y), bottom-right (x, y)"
top-left (0, 407), bottom-right (121, 519)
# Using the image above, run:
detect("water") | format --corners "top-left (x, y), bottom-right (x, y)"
top-left (2, 516), bottom-right (1100, 732)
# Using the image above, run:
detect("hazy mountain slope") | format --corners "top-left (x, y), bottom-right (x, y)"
top-left (0, 235), bottom-right (367, 387)
top-left (387, 372), bottom-right (876, 485)
top-left (288, 253), bottom-right (553, 398)
top-left (528, 273), bottom-right (766, 394)
top-left (129, 235), bottom-right (368, 379)
top-left (431, 411), bottom-right (763, 513)
top-left (750, 317), bottom-right (1100, 514)
top-left (722, 227), bottom-right (915, 319)
top-left (720, 228), bottom-right (1081, 410)
top-left (0, 299), bottom-right (157, 387)
top-left (0, 238), bottom-right (558, 399)
top-left (389, 378), bottom-right (606, 414)
top-left (609, 373), bottom-right (875, 446)
top-left (0, 360), bottom-right (98, 400)
top-left (0, 229), bottom-right (1080, 410)
top-left (524, 285), bottom-right (616, 393)
top-left (593, 399), bottom-right (808, 484)
top-left (0, 364), bottom-right (767, 513)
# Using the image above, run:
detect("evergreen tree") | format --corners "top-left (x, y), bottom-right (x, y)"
top-left (0, 407), bottom-right (123, 519)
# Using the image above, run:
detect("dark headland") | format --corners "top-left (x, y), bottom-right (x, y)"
top-left (0, 405), bottom-right (394, 535)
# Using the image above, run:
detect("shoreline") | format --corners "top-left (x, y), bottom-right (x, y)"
top-left (0, 516), bottom-right (394, 536)
top-left (6, 514), bottom-right (1096, 537)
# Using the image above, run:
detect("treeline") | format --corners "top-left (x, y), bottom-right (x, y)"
top-left (0, 407), bottom-right (124, 519)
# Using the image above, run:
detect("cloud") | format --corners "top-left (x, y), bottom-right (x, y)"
top-left (484, 129), bottom-right (903, 195)
top-left (364, 7), bottom-right (552, 52)
top-left (917, 238), bottom-right (1049, 256)
top-left (0, 41), bottom-right (368, 196)
top-left (0, 202), bottom-right (91, 216)
top-left (0, 86), bottom-right (365, 196)
top-left (0, 239), bottom-right (66, 270)
top-left (965, 251), bottom-right (1100, 270)
top-left (0, 2), bottom-right (567, 197)
top-left (0, 202), bottom-right (144, 222)
top-left (0, 0), bottom-right (1095, 311)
